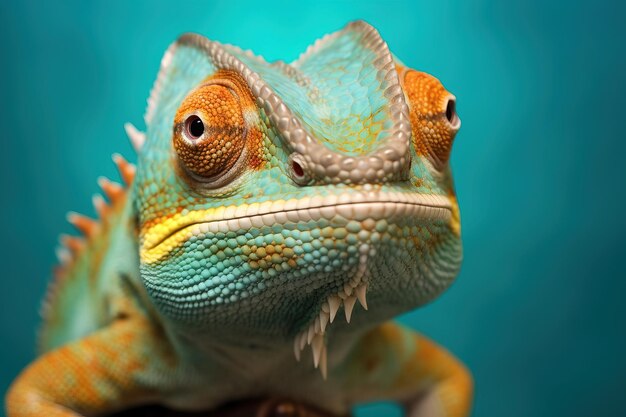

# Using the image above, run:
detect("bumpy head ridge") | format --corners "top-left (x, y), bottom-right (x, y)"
top-left (143, 20), bottom-right (411, 186)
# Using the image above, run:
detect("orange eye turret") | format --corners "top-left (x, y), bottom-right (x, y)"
top-left (402, 69), bottom-right (460, 167)
top-left (173, 77), bottom-right (248, 183)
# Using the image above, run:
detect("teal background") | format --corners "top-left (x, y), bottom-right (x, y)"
top-left (1, 1), bottom-right (625, 416)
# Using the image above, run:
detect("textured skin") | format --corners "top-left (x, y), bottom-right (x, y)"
top-left (6, 21), bottom-right (472, 417)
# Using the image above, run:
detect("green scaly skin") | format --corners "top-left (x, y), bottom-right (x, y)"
top-left (6, 21), bottom-right (473, 417)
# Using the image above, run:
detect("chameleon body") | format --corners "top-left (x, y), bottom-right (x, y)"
top-left (6, 21), bottom-right (472, 417)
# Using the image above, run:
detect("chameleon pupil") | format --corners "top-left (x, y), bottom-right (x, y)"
top-left (445, 99), bottom-right (456, 124)
top-left (186, 116), bottom-right (204, 139)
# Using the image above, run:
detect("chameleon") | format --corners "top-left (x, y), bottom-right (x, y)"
top-left (6, 20), bottom-right (472, 417)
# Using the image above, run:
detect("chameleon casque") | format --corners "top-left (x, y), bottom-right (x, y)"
top-left (6, 21), bottom-right (472, 417)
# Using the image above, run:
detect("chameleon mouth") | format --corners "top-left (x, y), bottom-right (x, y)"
top-left (141, 191), bottom-right (453, 376)
top-left (142, 191), bottom-right (452, 258)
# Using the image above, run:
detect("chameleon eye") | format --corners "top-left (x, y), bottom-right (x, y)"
top-left (402, 70), bottom-right (460, 167)
top-left (445, 97), bottom-right (459, 127)
top-left (185, 115), bottom-right (205, 140)
top-left (173, 81), bottom-right (247, 184)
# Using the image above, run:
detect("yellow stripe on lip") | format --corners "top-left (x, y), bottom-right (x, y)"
top-left (140, 192), bottom-right (452, 264)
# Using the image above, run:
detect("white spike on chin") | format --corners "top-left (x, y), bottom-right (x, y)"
top-left (321, 302), bottom-right (330, 313)
top-left (312, 334), bottom-right (324, 368)
top-left (124, 122), bottom-right (146, 151)
top-left (293, 338), bottom-right (301, 362)
top-left (356, 284), bottom-right (368, 310)
top-left (328, 296), bottom-right (341, 323)
top-left (307, 325), bottom-right (315, 344)
top-left (344, 295), bottom-right (357, 323)
top-left (299, 332), bottom-right (307, 351)
top-left (319, 311), bottom-right (330, 333)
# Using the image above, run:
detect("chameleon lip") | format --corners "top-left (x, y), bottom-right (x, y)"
top-left (143, 191), bottom-right (452, 253)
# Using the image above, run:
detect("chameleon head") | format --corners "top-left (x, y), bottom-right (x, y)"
top-left (135, 22), bottom-right (461, 365)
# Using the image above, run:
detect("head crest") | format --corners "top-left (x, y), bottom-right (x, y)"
top-left (142, 20), bottom-right (411, 184)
